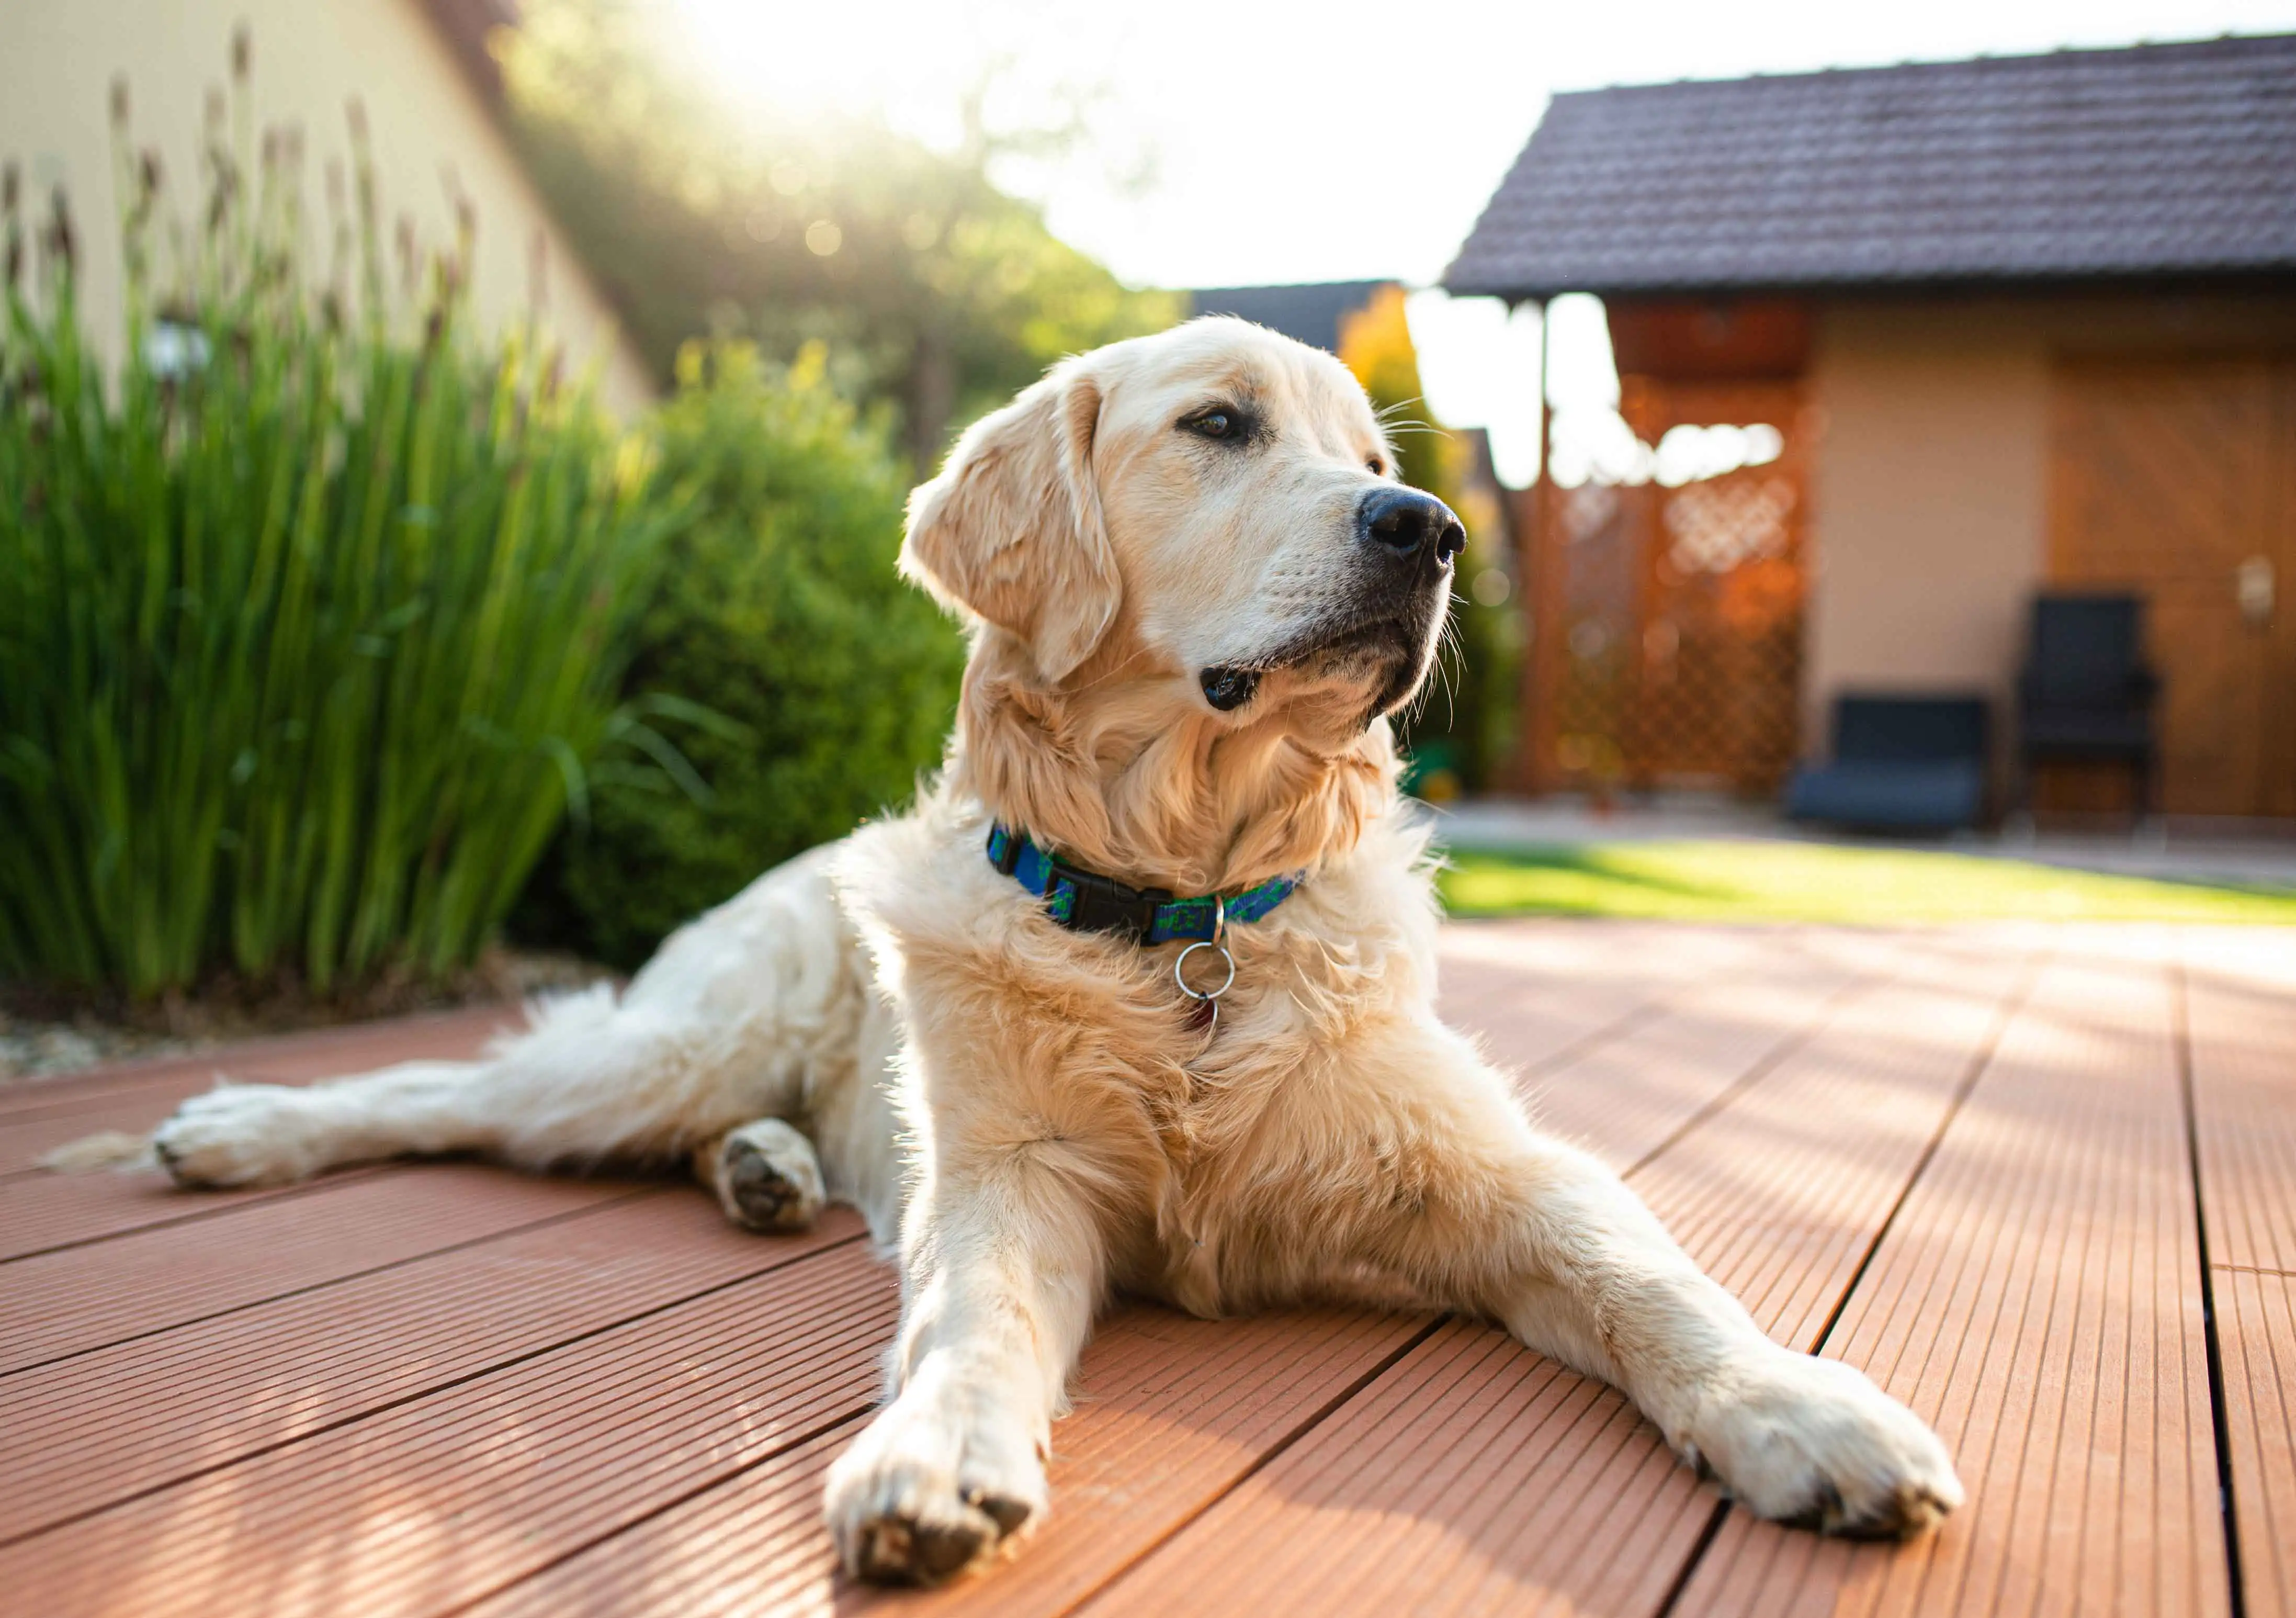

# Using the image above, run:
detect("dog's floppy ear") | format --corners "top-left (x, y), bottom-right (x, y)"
top-left (900, 362), bottom-right (1118, 684)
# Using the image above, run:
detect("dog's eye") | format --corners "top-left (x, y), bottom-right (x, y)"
top-left (1184, 408), bottom-right (1239, 441)
top-left (1367, 457), bottom-right (1386, 476)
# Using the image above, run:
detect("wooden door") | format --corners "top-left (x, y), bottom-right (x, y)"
top-left (2050, 358), bottom-right (2296, 818)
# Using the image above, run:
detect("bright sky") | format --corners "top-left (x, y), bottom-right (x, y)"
top-left (672, 0), bottom-right (2296, 481)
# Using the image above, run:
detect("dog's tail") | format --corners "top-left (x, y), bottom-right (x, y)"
top-left (40, 1130), bottom-right (160, 1173)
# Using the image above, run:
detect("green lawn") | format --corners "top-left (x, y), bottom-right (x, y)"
top-left (1438, 840), bottom-right (2296, 925)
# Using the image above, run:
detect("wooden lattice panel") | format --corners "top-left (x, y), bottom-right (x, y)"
top-left (1526, 379), bottom-right (1809, 795)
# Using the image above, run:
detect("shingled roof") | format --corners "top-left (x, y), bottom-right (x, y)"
top-left (1445, 34), bottom-right (2296, 300)
top-left (1189, 282), bottom-right (1392, 353)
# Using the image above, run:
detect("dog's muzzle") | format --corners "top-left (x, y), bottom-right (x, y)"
top-left (1196, 487), bottom-right (1464, 716)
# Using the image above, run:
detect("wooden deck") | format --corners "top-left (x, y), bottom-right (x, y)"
top-left (4, 922), bottom-right (2292, 1617)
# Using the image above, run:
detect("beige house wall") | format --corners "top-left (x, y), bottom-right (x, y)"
top-left (2, 0), bottom-right (655, 417)
top-left (1803, 290), bottom-right (2296, 767)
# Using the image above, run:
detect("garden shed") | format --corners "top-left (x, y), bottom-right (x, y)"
top-left (1449, 34), bottom-right (2296, 822)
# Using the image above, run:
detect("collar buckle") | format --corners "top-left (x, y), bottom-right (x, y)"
top-left (1058, 863), bottom-right (1173, 943)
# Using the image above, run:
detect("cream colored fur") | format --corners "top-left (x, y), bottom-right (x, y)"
top-left (117, 318), bottom-right (1960, 1586)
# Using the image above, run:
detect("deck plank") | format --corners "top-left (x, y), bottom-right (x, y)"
top-left (1676, 940), bottom-right (2229, 1618)
top-left (2215, 1266), bottom-right (2296, 1618)
top-left (2184, 926), bottom-right (2296, 1618)
top-left (1, 1109), bottom-right (187, 1174)
top-left (0, 1163), bottom-right (397, 1262)
top-left (2184, 926), bottom-right (2296, 1277)
top-left (1086, 937), bottom-right (2028, 1617)
top-left (472, 1420), bottom-right (863, 1618)
top-left (472, 1307), bottom-right (1432, 1618)
top-left (0, 1164), bottom-right (634, 1374)
top-left (1094, 1316), bottom-right (1700, 1618)
top-left (0, 1241), bottom-right (896, 1618)
top-left (5, 921), bottom-right (2274, 1617)
top-left (0, 1194), bottom-right (858, 1543)
top-left (1518, 930), bottom-right (1885, 1173)
top-left (0, 1006), bottom-right (518, 1261)
top-left (1433, 922), bottom-right (1770, 1073)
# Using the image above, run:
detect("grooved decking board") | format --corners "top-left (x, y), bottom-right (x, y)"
top-left (1631, 947), bottom-right (2032, 1353)
top-left (1514, 929), bottom-right (1921, 1174)
top-left (2184, 927), bottom-right (2296, 1618)
top-left (2, 1003), bottom-right (519, 1247)
top-left (2184, 926), bottom-right (2296, 1276)
top-left (1676, 945), bottom-right (2228, 1618)
top-left (1090, 1316), bottom-right (1700, 1618)
top-left (2216, 1266), bottom-right (2296, 1618)
top-left (902, 1308), bottom-right (1433, 1618)
top-left (0, 1163), bottom-right (404, 1262)
top-left (1089, 940), bottom-right (2028, 1617)
top-left (468, 1420), bottom-right (865, 1618)
top-left (7, 923), bottom-right (2269, 1618)
top-left (0, 1053), bottom-right (279, 1125)
top-left (474, 1306), bottom-right (1431, 1618)
top-left (0, 1241), bottom-right (896, 1618)
top-left (0, 1195), bottom-right (859, 1543)
top-left (0, 1059), bottom-right (236, 1133)
top-left (0, 1164), bottom-right (635, 1374)
top-left (1434, 923), bottom-right (1769, 1070)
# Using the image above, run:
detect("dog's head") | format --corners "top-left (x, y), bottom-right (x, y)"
top-left (901, 317), bottom-right (1463, 742)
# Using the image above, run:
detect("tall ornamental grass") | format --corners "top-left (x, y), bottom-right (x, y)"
top-left (0, 70), bottom-right (678, 998)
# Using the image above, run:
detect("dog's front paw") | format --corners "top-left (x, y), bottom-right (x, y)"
top-left (1682, 1350), bottom-right (1962, 1539)
top-left (153, 1084), bottom-right (333, 1188)
top-left (824, 1375), bottom-right (1047, 1585)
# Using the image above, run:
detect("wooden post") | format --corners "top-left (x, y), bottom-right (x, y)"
top-left (1509, 298), bottom-right (1551, 796)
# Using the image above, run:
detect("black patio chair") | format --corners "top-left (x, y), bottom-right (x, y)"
top-left (1784, 694), bottom-right (1990, 833)
top-left (2011, 593), bottom-right (2159, 824)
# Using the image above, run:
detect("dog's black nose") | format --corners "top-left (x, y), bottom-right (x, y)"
top-left (1359, 486), bottom-right (1466, 569)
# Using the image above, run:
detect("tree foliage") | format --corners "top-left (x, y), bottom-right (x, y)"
top-left (497, 0), bottom-right (1181, 468)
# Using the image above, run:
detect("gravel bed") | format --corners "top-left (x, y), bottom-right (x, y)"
top-left (0, 950), bottom-right (613, 1090)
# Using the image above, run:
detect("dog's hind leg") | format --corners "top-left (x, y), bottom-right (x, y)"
top-left (152, 1056), bottom-right (497, 1187)
top-left (694, 1118), bottom-right (828, 1233)
top-left (150, 984), bottom-right (727, 1187)
top-left (147, 844), bottom-right (869, 1191)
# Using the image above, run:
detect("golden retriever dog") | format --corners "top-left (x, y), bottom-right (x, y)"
top-left (134, 318), bottom-right (1961, 1585)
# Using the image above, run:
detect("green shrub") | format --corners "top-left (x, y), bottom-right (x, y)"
top-left (513, 341), bottom-right (963, 968)
top-left (0, 92), bottom-right (675, 997)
